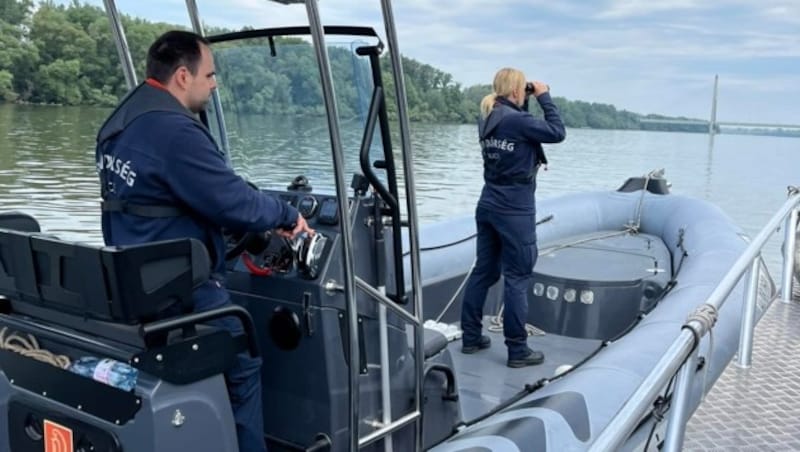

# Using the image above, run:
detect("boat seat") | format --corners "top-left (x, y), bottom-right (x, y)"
top-left (424, 328), bottom-right (449, 359)
top-left (421, 328), bottom-right (461, 449)
top-left (0, 212), bottom-right (40, 233)
top-left (0, 227), bottom-right (209, 341)
top-left (0, 225), bottom-right (258, 386)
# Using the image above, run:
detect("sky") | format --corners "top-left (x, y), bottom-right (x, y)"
top-left (71, 0), bottom-right (800, 124)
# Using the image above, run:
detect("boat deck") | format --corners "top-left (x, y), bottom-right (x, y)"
top-left (685, 297), bottom-right (800, 451)
top-left (446, 322), bottom-right (601, 423)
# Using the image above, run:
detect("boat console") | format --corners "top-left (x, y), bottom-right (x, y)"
top-left (219, 181), bottom-right (461, 450)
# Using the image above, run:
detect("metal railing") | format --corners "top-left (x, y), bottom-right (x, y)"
top-left (589, 187), bottom-right (800, 452)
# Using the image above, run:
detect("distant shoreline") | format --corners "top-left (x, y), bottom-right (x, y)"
top-left (1, 102), bottom-right (796, 138)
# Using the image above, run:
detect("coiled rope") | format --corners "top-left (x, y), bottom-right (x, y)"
top-left (684, 304), bottom-right (718, 401)
top-left (488, 305), bottom-right (546, 337)
top-left (0, 327), bottom-right (71, 369)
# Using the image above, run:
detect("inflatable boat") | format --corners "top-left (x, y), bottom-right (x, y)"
top-left (0, 2), bottom-right (777, 451)
top-left (418, 177), bottom-right (775, 451)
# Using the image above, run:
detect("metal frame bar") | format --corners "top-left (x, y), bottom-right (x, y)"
top-left (736, 257), bottom-right (761, 368)
top-left (302, 2), bottom-right (360, 451)
top-left (102, 0), bottom-right (137, 90)
top-left (207, 26), bottom-right (382, 45)
top-left (781, 208), bottom-right (798, 303)
top-left (358, 411), bottom-right (421, 448)
top-left (184, 0), bottom-right (232, 160)
top-left (355, 277), bottom-right (420, 327)
top-left (377, 299), bottom-right (394, 452)
top-left (662, 348), bottom-right (699, 452)
top-left (379, 1), bottom-right (425, 450)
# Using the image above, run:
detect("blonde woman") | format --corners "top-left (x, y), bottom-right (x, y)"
top-left (460, 67), bottom-right (566, 368)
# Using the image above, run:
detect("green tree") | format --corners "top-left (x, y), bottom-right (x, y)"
top-left (30, 3), bottom-right (95, 66)
top-left (0, 0), bottom-right (32, 26)
top-left (36, 59), bottom-right (82, 104)
top-left (0, 70), bottom-right (14, 101)
top-left (0, 0), bottom-right (708, 131)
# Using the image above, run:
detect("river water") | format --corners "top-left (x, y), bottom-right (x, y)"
top-left (0, 103), bottom-right (797, 274)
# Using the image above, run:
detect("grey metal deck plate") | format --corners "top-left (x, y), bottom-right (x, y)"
top-left (684, 299), bottom-right (800, 451)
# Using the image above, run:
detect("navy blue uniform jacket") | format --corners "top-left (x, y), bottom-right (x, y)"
top-left (477, 93), bottom-right (566, 215)
top-left (96, 82), bottom-right (298, 275)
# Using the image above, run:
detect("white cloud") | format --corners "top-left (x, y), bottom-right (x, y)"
top-left (56, 0), bottom-right (800, 123)
top-left (597, 0), bottom-right (708, 19)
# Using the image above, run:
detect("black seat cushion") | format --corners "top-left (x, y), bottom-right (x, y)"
top-left (424, 328), bottom-right (449, 360)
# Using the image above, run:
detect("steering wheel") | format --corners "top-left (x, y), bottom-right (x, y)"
top-left (223, 230), bottom-right (276, 276)
top-left (222, 179), bottom-right (299, 275)
top-left (224, 230), bottom-right (257, 261)
top-left (224, 179), bottom-right (265, 261)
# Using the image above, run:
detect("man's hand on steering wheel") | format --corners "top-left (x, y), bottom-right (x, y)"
top-left (276, 213), bottom-right (315, 239)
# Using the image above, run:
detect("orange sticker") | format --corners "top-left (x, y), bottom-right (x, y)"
top-left (44, 420), bottom-right (74, 452)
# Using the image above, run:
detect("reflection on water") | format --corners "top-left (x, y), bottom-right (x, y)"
top-left (1, 104), bottom-right (798, 273)
top-left (0, 105), bottom-right (103, 242)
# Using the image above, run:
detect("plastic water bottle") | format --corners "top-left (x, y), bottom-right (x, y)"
top-left (68, 357), bottom-right (138, 392)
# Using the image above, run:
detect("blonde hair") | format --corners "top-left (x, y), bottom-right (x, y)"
top-left (479, 67), bottom-right (526, 118)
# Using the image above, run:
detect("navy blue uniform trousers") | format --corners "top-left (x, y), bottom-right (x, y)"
top-left (167, 279), bottom-right (266, 452)
top-left (461, 207), bottom-right (538, 359)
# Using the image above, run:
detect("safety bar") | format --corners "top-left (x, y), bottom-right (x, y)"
top-left (363, 47), bottom-right (407, 307)
top-left (359, 411), bottom-right (421, 448)
top-left (355, 277), bottom-right (420, 327)
top-left (357, 87), bottom-right (407, 305)
top-left (589, 187), bottom-right (800, 451)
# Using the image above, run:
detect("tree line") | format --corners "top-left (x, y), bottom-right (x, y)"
top-left (1, 0), bottom-right (711, 132)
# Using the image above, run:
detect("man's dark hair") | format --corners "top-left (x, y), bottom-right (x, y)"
top-left (145, 30), bottom-right (211, 83)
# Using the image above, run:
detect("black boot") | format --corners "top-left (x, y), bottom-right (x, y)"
top-left (461, 335), bottom-right (491, 354)
top-left (507, 348), bottom-right (545, 368)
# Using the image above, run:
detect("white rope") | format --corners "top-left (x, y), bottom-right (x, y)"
top-left (630, 168), bottom-right (663, 233)
top-left (0, 327), bottom-right (71, 369)
top-left (487, 305), bottom-right (546, 337)
top-left (539, 229), bottom-right (632, 256)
